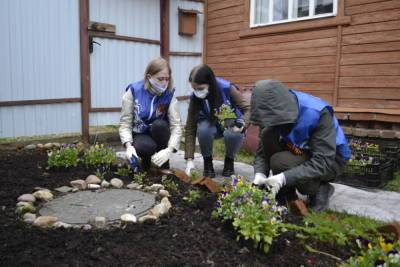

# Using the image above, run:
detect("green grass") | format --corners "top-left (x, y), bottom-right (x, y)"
top-left (383, 171), bottom-right (400, 192)
top-left (199, 138), bottom-right (255, 164)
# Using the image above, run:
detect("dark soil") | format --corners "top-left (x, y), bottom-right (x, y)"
top-left (0, 149), bottom-right (351, 266)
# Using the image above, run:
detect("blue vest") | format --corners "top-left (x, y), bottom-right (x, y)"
top-left (126, 80), bottom-right (174, 133)
top-left (195, 77), bottom-right (243, 121)
top-left (281, 90), bottom-right (351, 161)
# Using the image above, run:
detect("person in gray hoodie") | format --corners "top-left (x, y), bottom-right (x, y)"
top-left (251, 80), bottom-right (351, 211)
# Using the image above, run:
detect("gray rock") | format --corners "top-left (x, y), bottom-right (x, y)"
top-left (23, 213), bottom-right (37, 224)
top-left (53, 221), bottom-right (72, 229)
top-left (121, 213), bottom-right (137, 223)
top-left (54, 186), bottom-right (73, 193)
top-left (44, 143), bottom-right (54, 149)
top-left (82, 224), bottom-right (92, 231)
top-left (138, 215), bottom-right (158, 223)
top-left (16, 201), bottom-right (31, 207)
top-left (33, 190), bottom-right (54, 201)
top-left (90, 216), bottom-right (106, 228)
top-left (34, 187), bottom-right (51, 192)
top-left (33, 216), bottom-right (58, 227)
top-left (36, 143), bottom-right (44, 149)
top-left (17, 194), bottom-right (36, 203)
top-left (149, 203), bottom-right (169, 218)
top-left (101, 180), bottom-right (110, 188)
top-left (88, 184), bottom-right (101, 189)
top-left (161, 197), bottom-right (172, 209)
top-left (110, 178), bottom-right (123, 188)
top-left (16, 203), bottom-right (36, 214)
top-left (85, 175), bottom-right (101, 184)
top-left (126, 183), bottom-right (141, 190)
top-left (158, 190), bottom-right (170, 198)
top-left (150, 184), bottom-right (164, 192)
top-left (70, 179), bottom-right (87, 190)
top-left (25, 144), bottom-right (37, 150)
top-left (53, 142), bottom-right (61, 148)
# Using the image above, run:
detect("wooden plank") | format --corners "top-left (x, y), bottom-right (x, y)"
top-left (207, 46), bottom-right (336, 64)
top-left (351, 9), bottom-right (400, 25)
top-left (225, 73), bottom-right (335, 84)
top-left (339, 76), bottom-right (400, 88)
top-left (342, 30), bottom-right (400, 45)
top-left (169, 52), bottom-right (202, 57)
top-left (208, 0), bottom-right (242, 12)
top-left (342, 20), bottom-right (400, 35)
top-left (207, 22), bottom-right (242, 35)
top-left (341, 51), bottom-right (400, 65)
top-left (334, 26), bottom-right (343, 106)
top-left (208, 14), bottom-right (242, 28)
top-left (209, 56), bottom-right (337, 69)
top-left (342, 41), bottom-right (400, 54)
top-left (346, 0), bottom-right (400, 15)
top-left (214, 65), bottom-right (335, 76)
top-left (239, 17), bottom-right (351, 38)
top-left (88, 21), bottom-right (116, 33)
top-left (339, 88), bottom-right (400, 99)
top-left (207, 31), bottom-right (238, 43)
top-left (89, 31), bottom-right (161, 45)
top-left (340, 64), bottom-right (400, 76)
top-left (80, 0), bottom-right (90, 143)
top-left (346, 0), bottom-right (388, 7)
top-left (207, 5), bottom-right (243, 20)
top-left (334, 107), bottom-right (400, 115)
top-left (207, 28), bottom-right (337, 47)
top-left (284, 82), bottom-right (335, 91)
top-left (207, 37), bottom-right (337, 57)
top-left (90, 107), bottom-right (121, 113)
top-left (338, 99), bottom-right (400, 109)
top-left (0, 98), bottom-right (81, 107)
top-left (160, 0), bottom-right (169, 58)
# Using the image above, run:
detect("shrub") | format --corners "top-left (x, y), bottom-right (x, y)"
top-left (47, 146), bottom-right (80, 168)
top-left (82, 143), bottom-right (116, 168)
top-left (213, 175), bottom-right (288, 253)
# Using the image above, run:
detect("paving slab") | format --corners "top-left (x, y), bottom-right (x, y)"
top-left (39, 189), bottom-right (155, 224)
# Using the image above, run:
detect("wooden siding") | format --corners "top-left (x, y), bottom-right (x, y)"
top-left (205, 0), bottom-right (400, 120)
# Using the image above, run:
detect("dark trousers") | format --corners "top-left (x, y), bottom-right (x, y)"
top-left (261, 127), bottom-right (322, 199)
top-left (132, 119), bottom-right (170, 170)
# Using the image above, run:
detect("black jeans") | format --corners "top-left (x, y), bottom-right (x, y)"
top-left (132, 119), bottom-right (170, 170)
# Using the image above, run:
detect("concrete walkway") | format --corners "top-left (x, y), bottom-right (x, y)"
top-left (170, 150), bottom-right (400, 223)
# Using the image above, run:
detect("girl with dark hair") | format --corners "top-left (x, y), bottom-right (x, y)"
top-left (184, 64), bottom-right (250, 177)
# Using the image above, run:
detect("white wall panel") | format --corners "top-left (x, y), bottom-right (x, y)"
top-left (0, 103), bottom-right (81, 138)
top-left (169, 0), bottom-right (204, 53)
top-left (89, 112), bottom-right (120, 127)
top-left (0, 0), bottom-right (80, 101)
top-left (89, 0), bottom-right (160, 40)
top-left (170, 56), bottom-right (203, 124)
top-left (90, 38), bottom-right (160, 109)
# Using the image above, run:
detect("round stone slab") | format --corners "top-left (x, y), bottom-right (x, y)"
top-left (39, 189), bottom-right (156, 224)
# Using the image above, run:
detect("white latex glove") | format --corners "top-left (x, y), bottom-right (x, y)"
top-left (185, 159), bottom-right (195, 176)
top-left (230, 125), bottom-right (244, 133)
top-left (151, 147), bottom-right (173, 167)
top-left (126, 143), bottom-right (138, 159)
top-left (253, 172), bottom-right (286, 196)
top-left (253, 172), bottom-right (268, 185)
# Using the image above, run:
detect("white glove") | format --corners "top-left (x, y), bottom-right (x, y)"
top-left (185, 159), bottom-right (195, 176)
top-left (253, 172), bottom-right (268, 185)
top-left (230, 125), bottom-right (244, 133)
top-left (151, 147), bottom-right (172, 167)
top-left (253, 172), bottom-right (286, 197)
top-left (126, 143), bottom-right (138, 159)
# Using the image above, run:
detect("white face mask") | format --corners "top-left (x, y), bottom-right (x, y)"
top-left (193, 86), bottom-right (209, 99)
top-left (149, 78), bottom-right (168, 94)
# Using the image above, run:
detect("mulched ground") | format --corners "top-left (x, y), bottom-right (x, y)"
top-left (0, 149), bottom-right (352, 266)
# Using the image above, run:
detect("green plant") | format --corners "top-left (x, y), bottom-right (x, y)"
top-left (82, 143), bottom-right (116, 168)
top-left (189, 170), bottom-right (202, 181)
top-left (47, 145), bottom-right (80, 168)
top-left (94, 169), bottom-right (106, 180)
top-left (114, 167), bottom-right (131, 177)
top-left (341, 236), bottom-right (400, 267)
top-left (213, 176), bottom-right (288, 253)
top-left (184, 189), bottom-right (201, 203)
top-left (161, 175), bottom-right (178, 191)
top-left (133, 171), bottom-right (146, 185)
top-left (215, 104), bottom-right (236, 126)
top-left (285, 211), bottom-right (382, 247)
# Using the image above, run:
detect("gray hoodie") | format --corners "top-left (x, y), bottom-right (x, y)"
top-left (250, 80), bottom-right (344, 186)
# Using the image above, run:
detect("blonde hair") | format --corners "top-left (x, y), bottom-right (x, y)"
top-left (144, 57), bottom-right (173, 91)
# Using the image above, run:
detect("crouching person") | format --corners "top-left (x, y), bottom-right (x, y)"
top-left (251, 80), bottom-right (351, 212)
top-left (119, 57), bottom-right (182, 171)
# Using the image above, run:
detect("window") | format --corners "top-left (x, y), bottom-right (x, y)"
top-left (251, 0), bottom-right (337, 27)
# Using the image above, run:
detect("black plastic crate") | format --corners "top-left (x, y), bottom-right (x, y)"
top-left (336, 158), bottom-right (394, 188)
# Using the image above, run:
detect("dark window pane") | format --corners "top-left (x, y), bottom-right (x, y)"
top-left (294, 0), bottom-right (309, 18)
top-left (315, 0), bottom-right (333, 15)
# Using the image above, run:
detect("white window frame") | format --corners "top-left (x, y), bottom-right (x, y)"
top-left (250, 0), bottom-right (338, 28)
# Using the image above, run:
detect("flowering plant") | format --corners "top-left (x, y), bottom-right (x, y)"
top-left (342, 236), bottom-right (400, 267)
top-left (213, 175), bottom-right (287, 253)
top-left (47, 144), bottom-right (80, 168)
top-left (82, 143), bottom-right (116, 168)
top-left (215, 104), bottom-right (237, 127)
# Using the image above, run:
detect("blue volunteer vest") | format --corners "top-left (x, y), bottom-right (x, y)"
top-left (126, 80), bottom-right (174, 133)
top-left (281, 90), bottom-right (351, 161)
top-left (194, 77), bottom-right (243, 121)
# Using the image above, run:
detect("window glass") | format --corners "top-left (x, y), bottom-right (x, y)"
top-left (315, 0), bottom-right (333, 15)
top-left (293, 0), bottom-right (309, 19)
top-left (273, 0), bottom-right (288, 21)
